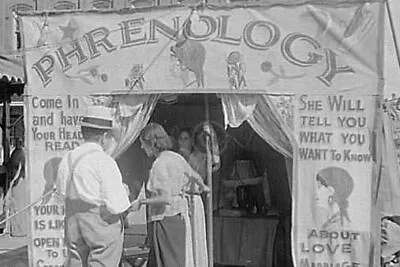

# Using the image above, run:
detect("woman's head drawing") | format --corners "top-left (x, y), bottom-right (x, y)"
top-left (316, 166), bottom-right (354, 224)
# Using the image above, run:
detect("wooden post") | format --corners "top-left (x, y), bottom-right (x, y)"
top-left (203, 94), bottom-right (213, 267)
top-left (2, 93), bottom-right (10, 192)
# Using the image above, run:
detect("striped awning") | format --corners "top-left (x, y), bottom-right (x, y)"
top-left (0, 55), bottom-right (24, 83)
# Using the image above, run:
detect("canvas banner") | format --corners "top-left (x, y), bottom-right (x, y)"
top-left (18, 2), bottom-right (384, 266)
top-left (292, 93), bottom-right (380, 266)
top-left (25, 93), bottom-right (85, 266)
top-left (288, 1), bottom-right (385, 265)
top-left (20, 3), bottom-right (383, 96)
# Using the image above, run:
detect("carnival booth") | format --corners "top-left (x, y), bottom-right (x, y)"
top-left (17, 0), bottom-right (386, 266)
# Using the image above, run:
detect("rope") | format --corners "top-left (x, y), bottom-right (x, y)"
top-left (123, 8), bottom-right (196, 92)
top-left (0, 188), bottom-right (57, 227)
top-left (386, 0), bottom-right (400, 72)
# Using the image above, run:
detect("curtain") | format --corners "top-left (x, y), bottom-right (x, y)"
top-left (249, 95), bottom-right (294, 193)
top-left (220, 94), bottom-right (294, 158)
top-left (284, 159), bottom-right (293, 193)
top-left (220, 94), bottom-right (294, 197)
top-left (220, 94), bottom-right (258, 128)
top-left (247, 95), bottom-right (294, 159)
top-left (219, 94), bottom-right (294, 265)
top-left (378, 112), bottom-right (400, 216)
top-left (106, 94), bottom-right (160, 158)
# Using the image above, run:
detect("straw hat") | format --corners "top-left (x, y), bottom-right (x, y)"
top-left (81, 105), bottom-right (114, 130)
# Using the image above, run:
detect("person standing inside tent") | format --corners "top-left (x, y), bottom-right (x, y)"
top-left (188, 122), bottom-right (221, 210)
top-left (177, 127), bottom-right (208, 267)
top-left (177, 128), bottom-right (194, 161)
top-left (56, 105), bottom-right (134, 267)
top-left (138, 122), bottom-right (209, 267)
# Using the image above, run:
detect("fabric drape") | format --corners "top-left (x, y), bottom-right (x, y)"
top-left (379, 112), bottom-right (400, 215)
top-left (284, 158), bottom-right (293, 193)
top-left (106, 94), bottom-right (159, 158)
top-left (220, 94), bottom-right (294, 159)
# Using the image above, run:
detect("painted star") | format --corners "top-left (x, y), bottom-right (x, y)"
top-left (59, 19), bottom-right (78, 40)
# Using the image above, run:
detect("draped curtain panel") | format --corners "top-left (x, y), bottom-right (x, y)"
top-left (106, 94), bottom-right (160, 158)
top-left (220, 94), bottom-right (294, 158)
top-left (379, 112), bottom-right (400, 215)
top-left (220, 93), bottom-right (294, 196)
top-left (247, 95), bottom-right (294, 159)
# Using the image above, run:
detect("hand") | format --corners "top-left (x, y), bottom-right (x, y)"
top-left (201, 185), bottom-right (211, 194)
top-left (184, 172), bottom-right (196, 183)
top-left (212, 161), bottom-right (221, 172)
top-left (128, 199), bottom-right (141, 212)
top-left (139, 198), bottom-right (147, 207)
top-left (184, 171), bottom-right (206, 186)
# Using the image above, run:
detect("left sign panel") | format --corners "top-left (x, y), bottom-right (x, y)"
top-left (26, 94), bottom-right (85, 266)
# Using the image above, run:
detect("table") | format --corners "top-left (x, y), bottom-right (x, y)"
top-left (213, 215), bottom-right (279, 267)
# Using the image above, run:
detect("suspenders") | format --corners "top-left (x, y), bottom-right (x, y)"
top-left (65, 149), bottom-right (98, 200)
top-left (64, 149), bottom-right (124, 228)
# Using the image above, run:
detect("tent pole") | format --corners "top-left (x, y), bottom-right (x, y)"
top-left (386, 0), bottom-right (400, 71)
top-left (203, 94), bottom-right (214, 267)
top-left (2, 92), bottom-right (10, 193)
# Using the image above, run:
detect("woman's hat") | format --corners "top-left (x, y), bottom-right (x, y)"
top-left (81, 105), bottom-right (114, 130)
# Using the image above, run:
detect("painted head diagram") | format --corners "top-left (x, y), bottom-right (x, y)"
top-left (314, 166), bottom-right (354, 230)
top-left (170, 26), bottom-right (206, 88)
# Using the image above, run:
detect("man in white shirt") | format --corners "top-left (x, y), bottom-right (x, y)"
top-left (56, 105), bottom-right (132, 267)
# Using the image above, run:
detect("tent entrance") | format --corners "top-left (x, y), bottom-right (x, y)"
top-left (118, 93), bottom-right (293, 267)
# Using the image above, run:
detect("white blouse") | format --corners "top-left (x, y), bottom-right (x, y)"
top-left (147, 150), bottom-right (196, 221)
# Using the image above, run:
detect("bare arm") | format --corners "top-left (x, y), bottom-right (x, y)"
top-left (184, 170), bottom-right (210, 193)
top-left (139, 189), bottom-right (171, 207)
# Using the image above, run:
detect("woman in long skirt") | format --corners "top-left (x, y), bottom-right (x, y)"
top-left (177, 128), bottom-right (209, 267)
top-left (138, 123), bottom-right (209, 267)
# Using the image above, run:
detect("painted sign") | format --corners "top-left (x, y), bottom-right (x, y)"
top-left (26, 94), bottom-right (84, 266)
top-left (20, 4), bottom-right (382, 96)
top-left (292, 93), bottom-right (379, 266)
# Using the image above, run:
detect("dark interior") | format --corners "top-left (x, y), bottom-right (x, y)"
top-left (117, 93), bottom-right (293, 267)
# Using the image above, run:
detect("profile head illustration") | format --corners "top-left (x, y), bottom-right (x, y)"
top-left (42, 157), bottom-right (63, 204)
top-left (315, 166), bottom-right (354, 226)
top-left (170, 37), bottom-right (206, 88)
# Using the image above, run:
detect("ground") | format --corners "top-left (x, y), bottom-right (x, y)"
top-left (0, 225), bottom-right (148, 267)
